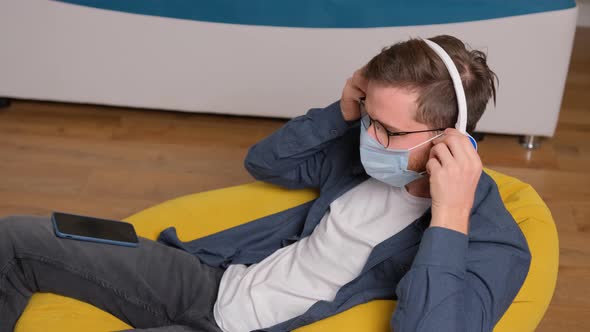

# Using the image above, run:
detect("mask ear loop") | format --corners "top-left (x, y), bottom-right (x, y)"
top-left (408, 132), bottom-right (445, 152)
top-left (423, 39), bottom-right (478, 151)
top-left (411, 132), bottom-right (445, 176)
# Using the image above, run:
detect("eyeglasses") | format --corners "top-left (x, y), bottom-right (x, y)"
top-left (358, 97), bottom-right (447, 148)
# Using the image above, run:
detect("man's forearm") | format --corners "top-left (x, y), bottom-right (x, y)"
top-left (243, 100), bottom-right (353, 189)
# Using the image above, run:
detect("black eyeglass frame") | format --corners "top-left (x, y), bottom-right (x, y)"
top-left (358, 97), bottom-right (447, 148)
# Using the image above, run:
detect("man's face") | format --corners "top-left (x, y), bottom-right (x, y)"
top-left (363, 80), bottom-right (435, 172)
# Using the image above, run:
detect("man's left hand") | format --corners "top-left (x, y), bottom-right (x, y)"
top-left (425, 128), bottom-right (483, 235)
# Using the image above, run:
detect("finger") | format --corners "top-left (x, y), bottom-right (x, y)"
top-left (463, 138), bottom-right (482, 166)
top-left (426, 156), bottom-right (442, 175)
top-left (432, 128), bottom-right (460, 144)
top-left (430, 142), bottom-right (455, 167)
top-left (433, 130), bottom-right (471, 164)
top-left (455, 134), bottom-right (481, 165)
top-left (344, 79), bottom-right (366, 101)
top-left (434, 131), bottom-right (482, 176)
top-left (444, 135), bottom-right (471, 164)
top-left (352, 68), bottom-right (369, 92)
top-left (350, 86), bottom-right (366, 102)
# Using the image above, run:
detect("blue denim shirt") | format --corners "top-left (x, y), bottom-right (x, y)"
top-left (157, 100), bottom-right (532, 332)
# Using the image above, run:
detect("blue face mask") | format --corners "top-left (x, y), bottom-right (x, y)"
top-left (359, 118), bottom-right (444, 188)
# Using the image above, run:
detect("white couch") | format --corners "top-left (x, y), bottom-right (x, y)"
top-left (0, 0), bottom-right (578, 140)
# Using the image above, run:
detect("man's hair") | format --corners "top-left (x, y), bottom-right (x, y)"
top-left (363, 35), bottom-right (498, 134)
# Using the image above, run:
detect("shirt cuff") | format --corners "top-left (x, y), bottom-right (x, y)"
top-left (412, 226), bottom-right (469, 271)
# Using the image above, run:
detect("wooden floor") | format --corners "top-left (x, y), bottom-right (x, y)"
top-left (1, 28), bottom-right (588, 331)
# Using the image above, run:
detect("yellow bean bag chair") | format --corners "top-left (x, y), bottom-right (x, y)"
top-left (15, 168), bottom-right (558, 332)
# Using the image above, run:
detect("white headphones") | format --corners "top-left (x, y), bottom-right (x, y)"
top-left (423, 39), bottom-right (478, 150)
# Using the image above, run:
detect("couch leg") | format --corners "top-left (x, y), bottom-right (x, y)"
top-left (0, 98), bottom-right (11, 109)
top-left (519, 135), bottom-right (542, 150)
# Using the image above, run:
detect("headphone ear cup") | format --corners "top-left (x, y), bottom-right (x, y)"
top-left (467, 134), bottom-right (478, 151)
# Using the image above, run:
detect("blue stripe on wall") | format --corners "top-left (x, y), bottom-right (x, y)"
top-left (53, 0), bottom-right (576, 28)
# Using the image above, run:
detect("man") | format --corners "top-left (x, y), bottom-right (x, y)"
top-left (0, 35), bottom-right (531, 332)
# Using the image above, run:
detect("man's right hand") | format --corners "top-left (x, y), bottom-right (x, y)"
top-left (340, 66), bottom-right (369, 122)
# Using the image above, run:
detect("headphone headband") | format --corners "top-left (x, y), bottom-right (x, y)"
top-left (423, 38), bottom-right (477, 150)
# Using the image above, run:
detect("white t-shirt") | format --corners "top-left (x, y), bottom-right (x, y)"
top-left (213, 178), bottom-right (431, 332)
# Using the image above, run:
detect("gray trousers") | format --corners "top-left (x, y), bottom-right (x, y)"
top-left (0, 215), bottom-right (225, 332)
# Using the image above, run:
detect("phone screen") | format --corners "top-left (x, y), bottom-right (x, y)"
top-left (53, 212), bottom-right (138, 244)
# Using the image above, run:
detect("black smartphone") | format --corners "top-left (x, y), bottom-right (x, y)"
top-left (52, 211), bottom-right (139, 248)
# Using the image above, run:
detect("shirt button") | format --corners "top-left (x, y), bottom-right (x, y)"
top-left (330, 129), bottom-right (338, 136)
